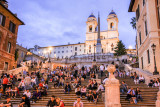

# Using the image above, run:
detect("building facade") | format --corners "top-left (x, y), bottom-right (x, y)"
top-left (0, 0), bottom-right (24, 70)
top-left (16, 44), bottom-right (28, 66)
top-left (129, 0), bottom-right (160, 73)
top-left (30, 10), bottom-right (119, 59)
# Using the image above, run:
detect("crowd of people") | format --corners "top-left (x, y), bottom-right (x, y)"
top-left (119, 71), bottom-right (144, 104)
top-left (0, 64), bottom-right (107, 107)
top-left (0, 62), bottom-right (156, 107)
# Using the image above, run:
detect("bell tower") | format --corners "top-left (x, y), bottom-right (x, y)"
top-left (107, 10), bottom-right (118, 31)
top-left (86, 13), bottom-right (97, 33)
top-left (0, 0), bottom-right (8, 8)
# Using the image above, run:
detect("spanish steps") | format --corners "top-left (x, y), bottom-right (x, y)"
top-left (0, 66), bottom-right (159, 107)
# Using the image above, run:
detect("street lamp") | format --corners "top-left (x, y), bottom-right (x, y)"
top-left (93, 44), bottom-right (96, 62)
top-left (151, 44), bottom-right (159, 75)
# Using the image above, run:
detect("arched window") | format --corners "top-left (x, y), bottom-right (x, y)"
top-left (110, 23), bottom-right (114, 29)
top-left (89, 25), bottom-right (92, 32)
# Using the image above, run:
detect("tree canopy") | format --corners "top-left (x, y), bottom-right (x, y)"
top-left (114, 40), bottom-right (127, 56)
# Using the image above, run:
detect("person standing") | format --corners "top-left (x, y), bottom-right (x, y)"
top-left (100, 64), bottom-right (104, 77)
top-left (2, 75), bottom-right (8, 94)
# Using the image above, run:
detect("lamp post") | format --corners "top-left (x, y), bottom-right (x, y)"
top-left (93, 44), bottom-right (96, 62)
top-left (151, 44), bottom-right (159, 75)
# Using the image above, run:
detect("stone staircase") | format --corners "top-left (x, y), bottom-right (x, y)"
top-left (117, 77), bottom-right (158, 107)
top-left (0, 75), bottom-right (105, 107)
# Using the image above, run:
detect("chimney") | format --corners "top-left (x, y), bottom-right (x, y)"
top-left (0, 0), bottom-right (8, 8)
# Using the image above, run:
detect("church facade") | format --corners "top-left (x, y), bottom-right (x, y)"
top-left (30, 10), bottom-right (119, 59)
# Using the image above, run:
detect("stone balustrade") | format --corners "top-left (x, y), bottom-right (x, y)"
top-left (6, 66), bottom-right (29, 75)
top-left (124, 64), bottom-right (160, 85)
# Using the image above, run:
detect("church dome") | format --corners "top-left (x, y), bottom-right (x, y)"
top-left (109, 10), bottom-right (116, 15)
top-left (108, 10), bottom-right (117, 18)
top-left (88, 13), bottom-right (96, 18)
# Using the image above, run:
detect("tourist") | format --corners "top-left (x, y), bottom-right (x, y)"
top-left (100, 64), bottom-right (104, 77)
top-left (0, 97), bottom-right (13, 107)
top-left (18, 95), bottom-right (30, 107)
top-left (92, 90), bottom-right (98, 104)
top-left (73, 97), bottom-right (83, 107)
top-left (148, 80), bottom-right (154, 87)
top-left (87, 90), bottom-right (93, 102)
top-left (64, 82), bottom-right (71, 94)
top-left (12, 87), bottom-right (19, 98)
top-left (139, 75), bottom-right (145, 84)
top-left (5, 87), bottom-right (12, 97)
top-left (31, 88), bottom-right (41, 103)
top-left (47, 95), bottom-right (57, 107)
top-left (75, 86), bottom-right (81, 96)
top-left (58, 77), bottom-right (64, 88)
top-left (125, 87), bottom-right (135, 101)
top-left (96, 83), bottom-right (104, 93)
top-left (18, 78), bottom-right (25, 91)
top-left (56, 97), bottom-right (64, 107)
top-left (31, 76), bottom-right (36, 88)
top-left (2, 75), bottom-right (8, 93)
top-left (23, 89), bottom-right (31, 99)
top-left (120, 81), bottom-right (128, 94)
top-left (92, 80), bottom-right (98, 90)
top-left (135, 87), bottom-right (143, 102)
top-left (81, 86), bottom-right (86, 98)
top-left (134, 74), bottom-right (139, 84)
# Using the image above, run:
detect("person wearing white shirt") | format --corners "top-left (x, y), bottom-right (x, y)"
top-left (23, 89), bottom-right (31, 99)
top-left (100, 64), bottom-right (104, 77)
top-left (139, 75), bottom-right (145, 84)
top-left (96, 83), bottom-right (104, 93)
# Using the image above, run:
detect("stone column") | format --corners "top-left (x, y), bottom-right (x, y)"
top-left (156, 91), bottom-right (160, 107)
top-left (105, 64), bottom-right (121, 107)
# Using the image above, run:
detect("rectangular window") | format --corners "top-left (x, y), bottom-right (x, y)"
top-left (141, 57), bottom-right (143, 69)
top-left (7, 42), bottom-right (11, 53)
top-left (4, 62), bottom-right (8, 70)
top-left (62, 51), bottom-right (64, 53)
top-left (136, 5), bottom-right (140, 21)
top-left (75, 47), bottom-right (77, 51)
top-left (143, 0), bottom-right (145, 6)
top-left (0, 13), bottom-right (6, 27)
top-left (75, 52), bottom-right (77, 56)
top-left (21, 52), bottom-right (24, 58)
top-left (9, 21), bottom-right (16, 33)
top-left (58, 51), bottom-right (60, 53)
top-left (139, 32), bottom-right (142, 45)
top-left (147, 49), bottom-right (150, 64)
top-left (145, 20), bottom-right (148, 36)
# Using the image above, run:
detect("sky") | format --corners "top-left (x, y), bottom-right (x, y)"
top-left (7, 0), bottom-right (136, 49)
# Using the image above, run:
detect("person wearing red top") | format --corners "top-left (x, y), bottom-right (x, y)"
top-left (39, 82), bottom-right (43, 88)
top-left (3, 75), bottom-right (8, 93)
top-left (56, 98), bottom-right (64, 107)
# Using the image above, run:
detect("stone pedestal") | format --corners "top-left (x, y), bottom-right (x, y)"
top-left (156, 91), bottom-right (160, 107)
top-left (105, 64), bottom-right (121, 107)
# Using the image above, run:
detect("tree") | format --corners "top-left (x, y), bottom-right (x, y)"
top-left (114, 40), bottom-right (127, 56)
top-left (15, 49), bottom-right (19, 61)
top-left (130, 17), bottom-right (136, 30)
